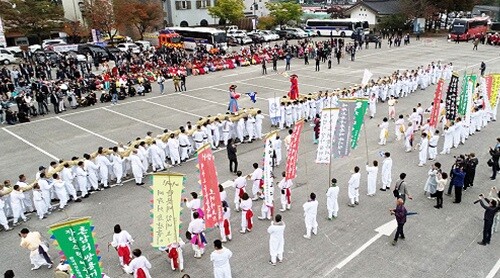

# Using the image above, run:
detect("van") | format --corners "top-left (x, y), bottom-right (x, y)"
top-left (135, 40), bottom-right (152, 51)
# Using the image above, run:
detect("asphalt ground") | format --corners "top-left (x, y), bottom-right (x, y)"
top-left (0, 38), bottom-right (499, 278)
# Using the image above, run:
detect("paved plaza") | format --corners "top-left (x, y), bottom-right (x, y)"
top-left (1, 39), bottom-right (499, 278)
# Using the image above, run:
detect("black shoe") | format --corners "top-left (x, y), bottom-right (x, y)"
top-left (83, 194), bottom-right (90, 198)
top-left (477, 241), bottom-right (487, 246)
top-left (75, 199), bottom-right (82, 202)
top-left (453, 201), bottom-right (460, 203)
top-left (379, 188), bottom-right (386, 191)
top-left (434, 205), bottom-right (439, 209)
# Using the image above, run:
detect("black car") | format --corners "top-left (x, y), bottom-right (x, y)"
top-left (77, 44), bottom-right (109, 63)
top-left (276, 29), bottom-right (295, 39)
top-left (248, 33), bottom-right (265, 43)
top-left (105, 46), bottom-right (121, 61)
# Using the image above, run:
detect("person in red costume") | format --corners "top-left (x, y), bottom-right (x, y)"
top-left (288, 74), bottom-right (299, 100)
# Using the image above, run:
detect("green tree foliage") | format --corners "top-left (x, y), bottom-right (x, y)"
top-left (0, 0), bottom-right (64, 40)
top-left (208, 0), bottom-right (245, 25)
top-left (265, 1), bottom-right (303, 27)
top-left (378, 13), bottom-right (411, 31)
top-left (257, 16), bottom-right (276, 30)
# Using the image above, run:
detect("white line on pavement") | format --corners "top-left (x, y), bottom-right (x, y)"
top-left (2, 127), bottom-right (59, 160)
top-left (264, 76), bottom-right (330, 89)
top-left (238, 81), bottom-right (285, 94)
top-left (142, 100), bottom-right (203, 118)
top-left (486, 258), bottom-right (500, 278)
top-left (298, 74), bottom-right (357, 85)
top-left (101, 107), bottom-right (166, 130)
top-left (56, 117), bottom-right (118, 145)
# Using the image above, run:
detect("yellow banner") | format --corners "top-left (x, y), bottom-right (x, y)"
top-left (151, 173), bottom-right (184, 247)
top-left (491, 74), bottom-right (500, 109)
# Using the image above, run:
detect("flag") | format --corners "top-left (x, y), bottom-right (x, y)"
top-left (263, 132), bottom-right (277, 205)
top-left (332, 100), bottom-right (357, 159)
top-left (246, 92), bottom-right (257, 103)
top-left (350, 98), bottom-right (368, 149)
top-left (491, 74), bottom-right (500, 109)
top-left (458, 74), bottom-right (476, 115)
top-left (197, 145), bottom-right (223, 228)
top-left (315, 108), bottom-right (339, 164)
top-left (285, 120), bottom-right (304, 180)
top-left (151, 173), bottom-right (184, 247)
top-left (429, 79), bottom-right (444, 128)
top-left (361, 69), bottom-right (373, 87)
top-left (445, 74), bottom-right (460, 120)
top-left (48, 218), bottom-right (102, 278)
top-left (268, 97), bottom-right (280, 118)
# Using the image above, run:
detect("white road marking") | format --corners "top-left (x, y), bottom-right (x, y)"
top-left (298, 74), bottom-right (357, 85)
top-left (486, 258), bottom-right (500, 278)
top-left (56, 117), bottom-right (118, 145)
top-left (142, 100), bottom-right (203, 118)
top-left (264, 76), bottom-right (330, 89)
top-left (238, 81), bottom-right (284, 95)
top-left (101, 107), bottom-right (166, 130)
top-left (2, 127), bottom-right (59, 160)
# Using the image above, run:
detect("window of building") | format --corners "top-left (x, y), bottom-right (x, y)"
top-left (200, 19), bottom-right (208, 26)
top-left (175, 0), bottom-right (191, 9)
top-left (196, 0), bottom-right (210, 8)
top-left (180, 21), bottom-right (189, 27)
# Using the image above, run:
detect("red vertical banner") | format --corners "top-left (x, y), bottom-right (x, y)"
top-left (197, 145), bottom-right (222, 228)
top-left (429, 79), bottom-right (444, 128)
top-left (485, 75), bottom-right (493, 100)
top-left (285, 120), bottom-right (304, 181)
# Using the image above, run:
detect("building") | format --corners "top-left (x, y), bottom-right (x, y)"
top-left (243, 0), bottom-right (270, 18)
top-left (163, 0), bottom-right (217, 27)
top-left (472, 5), bottom-right (500, 22)
top-left (61, 0), bottom-right (85, 23)
top-left (344, 0), bottom-right (402, 26)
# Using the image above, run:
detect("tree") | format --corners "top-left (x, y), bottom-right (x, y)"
top-left (378, 13), bottom-right (411, 31)
top-left (208, 0), bottom-right (245, 27)
top-left (257, 16), bottom-right (276, 30)
top-left (265, 1), bottom-right (303, 27)
top-left (327, 5), bottom-right (346, 19)
top-left (64, 20), bottom-right (89, 43)
top-left (0, 0), bottom-right (64, 42)
top-left (114, 0), bottom-right (163, 40)
top-left (82, 0), bottom-right (119, 41)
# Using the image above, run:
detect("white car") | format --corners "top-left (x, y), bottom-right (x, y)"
top-left (135, 40), bottom-right (152, 51)
top-left (227, 30), bottom-right (247, 39)
top-left (66, 51), bottom-right (87, 62)
top-left (42, 39), bottom-right (67, 49)
top-left (116, 43), bottom-right (141, 54)
top-left (261, 30), bottom-right (279, 41)
top-left (0, 53), bottom-right (18, 65)
top-left (28, 44), bottom-right (42, 52)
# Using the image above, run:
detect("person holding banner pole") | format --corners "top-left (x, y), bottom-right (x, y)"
top-left (249, 163), bottom-right (263, 201)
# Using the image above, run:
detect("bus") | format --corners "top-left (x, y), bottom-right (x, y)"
top-left (305, 19), bottom-right (369, 37)
top-left (166, 27), bottom-right (227, 51)
top-left (449, 17), bottom-right (489, 41)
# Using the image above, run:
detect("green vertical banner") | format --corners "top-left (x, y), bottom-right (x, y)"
top-left (350, 98), bottom-right (369, 149)
top-left (458, 74), bottom-right (477, 115)
top-left (48, 218), bottom-right (102, 278)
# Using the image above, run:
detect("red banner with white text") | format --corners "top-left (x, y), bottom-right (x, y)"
top-left (197, 145), bottom-right (222, 228)
top-left (285, 120), bottom-right (304, 181)
top-left (429, 79), bottom-right (444, 128)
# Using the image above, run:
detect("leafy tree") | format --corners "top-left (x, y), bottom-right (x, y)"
top-left (0, 0), bottom-right (64, 42)
top-left (115, 0), bottom-right (163, 40)
top-left (378, 13), bottom-right (411, 31)
top-left (208, 0), bottom-right (245, 27)
top-left (82, 0), bottom-right (119, 42)
top-left (64, 20), bottom-right (89, 43)
top-left (265, 1), bottom-right (303, 28)
top-left (401, 0), bottom-right (436, 18)
top-left (257, 16), bottom-right (276, 30)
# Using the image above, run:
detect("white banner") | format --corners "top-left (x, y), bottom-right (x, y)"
top-left (315, 108), bottom-right (339, 164)
top-left (268, 97), bottom-right (280, 118)
top-left (464, 79), bottom-right (473, 126)
top-left (263, 132), bottom-right (276, 205)
top-left (480, 77), bottom-right (492, 114)
top-left (361, 69), bottom-right (373, 87)
top-left (0, 17), bottom-right (6, 47)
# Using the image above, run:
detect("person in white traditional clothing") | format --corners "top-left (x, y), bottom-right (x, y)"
top-left (255, 110), bottom-right (265, 139)
top-left (245, 115), bottom-right (256, 143)
top-left (16, 174), bottom-right (34, 213)
top-left (267, 214), bottom-right (285, 266)
top-left (187, 211), bottom-right (207, 258)
top-left (452, 119), bottom-right (461, 148)
top-left (11, 185), bottom-right (29, 226)
top-left (137, 142), bottom-right (150, 174)
top-left (249, 163), bottom-right (263, 200)
top-left (418, 132), bottom-right (429, 166)
top-left (111, 147), bottom-right (125, 185)
top-left (278, 171), bottom-right (292, 211)
top-left (378, 117), bottom-right (389, 145)
top-left (0, 197), bottom-right (13, 231)
top-left (424, 162), bottom-right (441, 197)
top-left (404, 122), bottom-right (414, 153)
top-left (272, 135), bottom-right (283, 166)
top-left (219, 201), bottom-right (232, 242)
top-left (428, 130), bottom-right (440, 160)
top-left (326, 179), bottom-right (339, 220)
top-left (285, 103), bottom-right (293, 128)
top-left (159, 237), bottom-right (185, 272)
top-left (124, 249), bottom-right (152, 278)
top-left (233, 171), bottom-right (247, 212)
top-left (239, 193), bottom-right (254, 233)
top-left (284, 129), bottom-right (293, 152)
top-left (303, 192), bottom-right (318, 239)
top-left (440, 125), bottom-right (453, 155)
top-left (110, 224), bottom-right (134, 266)
top-left (179, 128), bottom-right (192, 162)
top-left (166, 133), bottom-right (181, 166)
top-left (347, 166), bottom-right (361, 207)
top-left (211, 239), bottom-right (233, 278)
top-left (32, 184), bottom-right (47, 220)
top-left (395, 115), bottom-right (405, 141)
top-left (184, 192), bottom-right (203, 221)
top-left (148, 140), bottom-right (165, 172)
top-left (366, 161), bottom-right (378, 196)
top-left (83, 153), bottom-right (100, 192)
top-left (369, 93), bottom-right (377, 118)
top-left (221, 117), bottom-right (233, 146)
top-left (380, 152), bottom-right (392, 192)
top-left (61, 163), bottom-right (79, 202)
top-left (96, 149), bottom-right (112, 188)
top-left (52, 173), bottom-right (68, 211)
top-left (129, 150), bottom-right (146, 185)
top-left (37, 173), bottom-right (52, 213)
top-left (75, 161), bottom-right (89, 198)
top-left (20, 228), bottom-right (53, 270)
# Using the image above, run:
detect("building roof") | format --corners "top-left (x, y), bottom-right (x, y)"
top-left (345, 0), bottom-right (402, 16)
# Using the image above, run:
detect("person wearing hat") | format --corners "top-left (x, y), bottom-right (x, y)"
top-left (288, 75), bottom-right (299, 100)
top-left (228, 85), bottom-right (240, 114)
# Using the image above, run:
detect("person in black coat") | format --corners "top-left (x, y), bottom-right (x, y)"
top-left (226, 138), bottom-right (238, 173)
top-left (464, 153), bottom-right (478, 190)
top-left (476, 193), bottom-right (500, 245)
top-left (489, 138), bottom-right (500, 180)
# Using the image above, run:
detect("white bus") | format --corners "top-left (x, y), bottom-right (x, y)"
top-left (167, 27), bottom-right (227, 51)
top-left (305, 19), bottom-right (369, 37)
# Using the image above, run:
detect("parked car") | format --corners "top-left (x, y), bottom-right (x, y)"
top-left (116, 43), bottom-right (141, 54)
top-left (106, 46), bottom-right (122, 60)
top-left (28, 44), bottom-right (42, 52)
top-left (227, 30), bottom-right (247, 39)
top-left (42, 39), bottom-right (66, 49)
top-left (248, 32), bottom-right (265, 43)
top-left (301, 28), bottom-right (317, 37)
top-left (239, 35), bottom-right (253, 45)
top-left (135, 40), bottom-right (152, 51)
top-left (286, 28), bottom-right (308, 38)
top-left (0, 53), bottom-right (18, 65)
top-left (276, 29), bottom-right (295, 39)
top-left (65, 51), bottom-right (87, 63)
top-left (261, 30), bottom-right (280, 41)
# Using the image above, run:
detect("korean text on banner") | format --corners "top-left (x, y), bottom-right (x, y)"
top-left (485, 75), bottom-right (493, 101)
top-left (350, 98), bottom-right (368, 149)
top-left (491, 74), bottom-right (500, 109)
top-left (263, 132), bottom-right (277, 205)
top-left (458, 74), bottom-right (476, 115)
top-left (48, 218), bottom-right (102, 278)
top-left (268, 97), bottom-right (281, 118)
top-left (332, 100), bottom-right (357, 159)
top-left (285, 120), bottom-right (304, 180)
top-left (445, 74), bottom-right (460, 120)
top-left (151, 173), bottom-right (184, 247)
top-left (197, 145), bottom-right (222, 228)
top-left (315, 108), bottom-right (339, 164)
top-left (429, 79), bottom-right (444, 128)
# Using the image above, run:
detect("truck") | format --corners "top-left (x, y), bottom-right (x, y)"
top-left (143, 30), bottom-right (183, 49)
